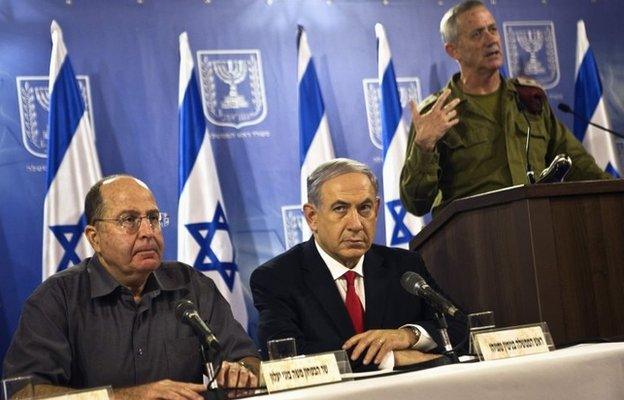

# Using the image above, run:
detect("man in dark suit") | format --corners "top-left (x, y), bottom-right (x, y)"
top-left (251, 158), bottom-right (465, 370)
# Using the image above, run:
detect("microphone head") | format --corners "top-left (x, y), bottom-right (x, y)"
top-left (174, 299), bottom-right (196, 320)
top-left (558, 103), bottom-right (573, 113)
top-left (400, 272), bottom-right (427, 295)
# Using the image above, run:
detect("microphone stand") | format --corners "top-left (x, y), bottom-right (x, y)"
top-left (201, 343), bottom-right (226, 399)
top-left (434, 312), bottom-right (459, 364)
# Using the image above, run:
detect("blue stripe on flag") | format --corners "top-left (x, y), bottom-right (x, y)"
top-left (179, 72), bottom-right (207, 194)
top-left (606, 162), bottom-right (620, 178)
top-left (379, 61), bottom-right (402, 159)
top-left (46, 58), bottom-right (85, 189)
top-left (298, 60), bottom-right (325, 167)
top-left (573, 48), bottom-right (602, 142)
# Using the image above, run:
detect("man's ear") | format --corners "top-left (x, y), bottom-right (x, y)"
top-left (374, 197), bottom-right (381, 216)
top-left (84, 225), bottom-right (101, 253)
top-left (445, 42), bottom-right (458, 60)
top-left (303, 203), bottom-right (318, 232)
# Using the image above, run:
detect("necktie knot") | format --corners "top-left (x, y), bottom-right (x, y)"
top-left (343, 270), bottom-right (357, 287)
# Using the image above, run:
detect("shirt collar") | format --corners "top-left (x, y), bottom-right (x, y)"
top-left (449, 72), bottom-right (514, 97)
top-left (314, 239), bottom-right (365, 280)
top-left (87, 256), bottom-right (184, 299)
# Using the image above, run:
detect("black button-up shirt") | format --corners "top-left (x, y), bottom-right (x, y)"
top-left (2, 257), bottom-right (258, 389)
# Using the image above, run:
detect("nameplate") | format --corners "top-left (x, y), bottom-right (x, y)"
top-left (261, 353), bottom-right (341, 392)
top-left (43, 388), bottom-right (111, 399)
top-left (475, 325), bottom-right (550, 360)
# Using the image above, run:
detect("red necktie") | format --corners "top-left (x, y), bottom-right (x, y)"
top-left (343, 271), bottom-right (364, 333)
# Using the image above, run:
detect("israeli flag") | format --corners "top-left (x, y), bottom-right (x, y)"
top-left (573, 20), bottom-right (620, 177)
top-left (177, 32), bottom-right (248, 327)
top-left (375, 23), bottom-right (424, 248)
top-left (42, 21), bottom-right (102, 280)
top-left (298, 25), bottom-right (335, 208)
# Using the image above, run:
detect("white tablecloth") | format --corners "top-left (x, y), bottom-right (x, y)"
top-left (255, 343), bottom-right (624, 400)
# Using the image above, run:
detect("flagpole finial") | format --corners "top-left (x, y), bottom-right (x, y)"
top-left (375, 23), bottom-right (385, 39)
top-left (179, 31), bottom-right (189, 47)
top-left (50, 20), bottom-right (62, 41)
top-left (297, 25), bottom-right (306, 49)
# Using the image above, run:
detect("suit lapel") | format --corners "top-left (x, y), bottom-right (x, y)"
top-left (363, 246), bottom-right (390, 329)
top-left (302, 240), bottom-right (355, 339)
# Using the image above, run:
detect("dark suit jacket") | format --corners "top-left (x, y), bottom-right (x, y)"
top-left (250, 238), bottom-right (465, 363)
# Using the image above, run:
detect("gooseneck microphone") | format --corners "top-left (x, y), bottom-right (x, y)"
top-left (516, 98), bottom-right (536, 183)
top-left (175, 299), bottom-right (221, 352)
top-left (400, 272), bottom-right (463, 318)
top-left (558, 103), bottom-right (624, 139)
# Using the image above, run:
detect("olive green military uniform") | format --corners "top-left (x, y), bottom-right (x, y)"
top-left (400, 73), bottom-right (611, 216)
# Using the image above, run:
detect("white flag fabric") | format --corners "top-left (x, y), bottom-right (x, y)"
top-left (42, 20), bottom-right (102, 280)
top-left (375, 23), bottom-right (424, 248)
top-left (298, 25), bottom-right (335, 207)
top-left (573, 20), bottom-right (620, 177)
top-left (177, 32), bottom-right (248, 327)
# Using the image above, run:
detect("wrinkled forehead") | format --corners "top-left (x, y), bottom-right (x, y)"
top-left (457, 6), bottom-right (495, 33)
top-left (100, 176), bottom-right (157, 212)
top-left (320, 172), bottom-right (377, 202)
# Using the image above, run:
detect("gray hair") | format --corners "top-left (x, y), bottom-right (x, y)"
top-left (440, 0), bottom-right (485, 44)
top-left (306, 158), bottom-right (378, 206)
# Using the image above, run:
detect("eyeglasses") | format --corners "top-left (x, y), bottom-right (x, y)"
top-left (93, 211), bottom-right (169, 234)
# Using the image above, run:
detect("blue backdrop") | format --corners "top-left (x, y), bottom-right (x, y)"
top-left (1, 0), bottom-right (623, 372)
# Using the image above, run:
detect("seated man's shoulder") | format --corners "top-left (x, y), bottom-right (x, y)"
top-left (255, 241), bottom-right (306, 272)
top-left (370, 244), bottom-right (424, 266)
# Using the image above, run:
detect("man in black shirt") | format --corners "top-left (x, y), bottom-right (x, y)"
top-left (3, 175), bottom-right (260, 399)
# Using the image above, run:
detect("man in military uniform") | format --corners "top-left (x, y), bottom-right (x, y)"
top-left (400, 0), bottom-right (611, 216)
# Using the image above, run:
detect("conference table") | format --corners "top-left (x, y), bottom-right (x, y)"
top-left (249, 342), bottom-right (624, 399)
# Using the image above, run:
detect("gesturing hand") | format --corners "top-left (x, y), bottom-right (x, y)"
top-left (411, 89), bottom-right (460, 152)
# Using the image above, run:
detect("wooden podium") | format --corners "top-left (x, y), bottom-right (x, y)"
top-left (410, 180), bottom-right (624, 346)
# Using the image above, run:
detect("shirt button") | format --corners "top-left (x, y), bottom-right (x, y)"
top-left (137, 347), bottom-right (144, 356)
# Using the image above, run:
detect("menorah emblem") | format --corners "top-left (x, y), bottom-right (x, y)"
top-left (34, 86), bottom-right (51, 111)
top-left (214, 60), bottom-right (249, 109)
top-left (362, 77), bottom-right (421, 150)
top-left (17, 76), bottom-right (94, 158)
top-left (516, 29), bottom-right (546, 75)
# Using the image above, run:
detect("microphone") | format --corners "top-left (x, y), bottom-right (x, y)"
top-left (535, 153), bottom-right (572, 184)
top-left (175, 299), bottom-right (221, 352)
top-left (400, 272), bottom-right (463, 318)
top-left (558, 103), bottom-right (624, 140)
top-left (516, 96), bottom-right (536, 183)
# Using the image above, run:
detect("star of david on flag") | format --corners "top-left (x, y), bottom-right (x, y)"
top-left (42, 21), bottom-right (102, 280)
top-left (375, 23), bottom-right (425, 248)
top-left (185, 203), bottom-right (238, 290)
top-left (573, 20), bottom-right (621, 177)
top-left (177, 32), bottom-right (248, 327)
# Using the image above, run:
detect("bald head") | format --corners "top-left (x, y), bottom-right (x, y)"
top-left (85, 175), bottom-right (152, 225)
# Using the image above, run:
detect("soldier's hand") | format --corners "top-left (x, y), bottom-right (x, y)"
top-left (411, 89), bottom-right (460, 152)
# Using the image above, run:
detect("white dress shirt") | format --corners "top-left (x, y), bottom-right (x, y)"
top-left (314, 240), bottom-right (436, 370)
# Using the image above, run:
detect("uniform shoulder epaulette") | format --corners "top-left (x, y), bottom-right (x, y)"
top-left (512, 75), bottom-right (547, 114)
top-left (417, 91), bottom-right (443, 113)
